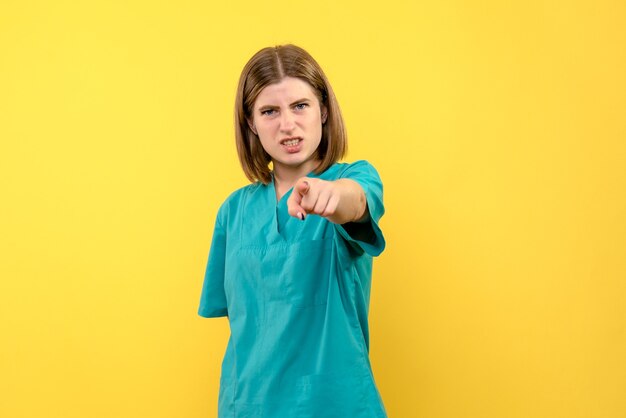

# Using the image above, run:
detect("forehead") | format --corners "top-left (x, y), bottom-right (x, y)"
top-left (254, 76), bottom-right (319, 108)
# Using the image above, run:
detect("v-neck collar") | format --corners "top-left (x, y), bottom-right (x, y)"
top-left (267, 169), bottom-right (321, 242)
top-left (269, 169), bottom-right (319, 206)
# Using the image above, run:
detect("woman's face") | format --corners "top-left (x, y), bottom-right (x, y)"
top-left (249, 76), bottom-right (327, 178)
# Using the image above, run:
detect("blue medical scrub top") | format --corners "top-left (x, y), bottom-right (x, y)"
top-left (198, 160), bottom-right (387, 417)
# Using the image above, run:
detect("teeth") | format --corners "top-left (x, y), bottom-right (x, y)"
top-left (283, 139), bottom-right (300, 146)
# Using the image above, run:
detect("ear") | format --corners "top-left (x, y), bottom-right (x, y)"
top-left (247, 118), bottom-right (257, 135)
top-left (321, 105), bottom-right (328, 124)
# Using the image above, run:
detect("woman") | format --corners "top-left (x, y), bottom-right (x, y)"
top-left (198, 44), bottom-right (387, 417)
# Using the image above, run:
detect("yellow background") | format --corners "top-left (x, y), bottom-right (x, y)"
top-left (1, 1), bottom-right (625, 417)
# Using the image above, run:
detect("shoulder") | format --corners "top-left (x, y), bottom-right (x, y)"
top-left (215, 182), bottom-right (266, 224)
top-left (329, 160), bottom-right (386, 256)
top-left (321, 160), bottom-right (382, 181)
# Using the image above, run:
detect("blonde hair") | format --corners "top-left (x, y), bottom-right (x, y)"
top-left (234, 44), bottom-right (347, 184)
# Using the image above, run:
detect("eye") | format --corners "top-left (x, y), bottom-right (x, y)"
top-left (260, 109), bottom-right (276, 116)
top-left (294, 103), bottom-right (308, 110)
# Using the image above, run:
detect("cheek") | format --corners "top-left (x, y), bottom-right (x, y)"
top-left (257, 135), bottom-right (273, 150)
top-left (255, 124), bottom-right (273, 141)
top-left (259, 120), bottom-right (278, 133)
top-left (312, 119), bottom-right (324, 139)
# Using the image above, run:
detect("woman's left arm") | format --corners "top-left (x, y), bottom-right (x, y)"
top-left (287, 177), bottom-right (369, 224)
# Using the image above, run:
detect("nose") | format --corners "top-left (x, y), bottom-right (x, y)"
top-left (279, 111), bottom-right (296, 132)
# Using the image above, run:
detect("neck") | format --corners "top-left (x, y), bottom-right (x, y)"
top-left (272, 159), bottom-right (320, 199)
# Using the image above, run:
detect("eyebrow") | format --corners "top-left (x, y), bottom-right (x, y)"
top-left (257, 98), bottom-right (311, 111)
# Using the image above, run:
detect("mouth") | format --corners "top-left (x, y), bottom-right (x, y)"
top-left (280, 137), bottom-right (302, 146)
top-left (280, 137), bottom-right (303, 154)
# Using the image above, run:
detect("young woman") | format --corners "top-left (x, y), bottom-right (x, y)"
top-left (198, 44), bottom-right (387, 417)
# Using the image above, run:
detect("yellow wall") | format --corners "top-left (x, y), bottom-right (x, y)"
top-left (1, 1), bottom-right (624, 417)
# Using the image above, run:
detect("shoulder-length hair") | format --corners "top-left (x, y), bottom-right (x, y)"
top-left (234, 44), bottom-right (347, 184)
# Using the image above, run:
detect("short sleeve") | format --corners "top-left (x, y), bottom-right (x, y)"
top-left (334, 160), bottom-right (386, 256)
top-left (197, 207), bottom-right (228, 318)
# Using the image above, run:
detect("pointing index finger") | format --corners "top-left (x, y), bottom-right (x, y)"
top-left (289, 178), bottom-right (311, 221)
top-left (295, 179), bottom-right (310, 196)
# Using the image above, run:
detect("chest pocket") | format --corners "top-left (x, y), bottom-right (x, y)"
top-left (231, 237), bottom-right (334, 309)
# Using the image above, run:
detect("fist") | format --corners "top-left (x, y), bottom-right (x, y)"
top-left (287, 177), bottom-right (341, 221)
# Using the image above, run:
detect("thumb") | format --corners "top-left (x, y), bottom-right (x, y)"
top-left (295, 179), bottom-right (310, 196)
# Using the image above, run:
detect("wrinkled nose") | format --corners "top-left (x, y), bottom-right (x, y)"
top-left (279, 111), bottom-right (296, 132)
